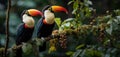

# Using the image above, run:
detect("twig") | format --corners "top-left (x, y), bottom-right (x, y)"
top-left (4, 0), bottom-right (11, 57)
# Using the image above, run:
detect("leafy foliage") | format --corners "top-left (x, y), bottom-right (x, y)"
top-left (55, 0), bottom-right (120, 57)
top-left (0, 0), bottom-right (120, 57)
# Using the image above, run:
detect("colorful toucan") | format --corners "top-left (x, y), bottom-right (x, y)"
top-left (15, 9), bottom-right (42, 57)
top-left (36, 5), bottom-right (68, 52)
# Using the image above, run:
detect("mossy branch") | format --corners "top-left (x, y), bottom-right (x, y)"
top-left (0, 33), bottom-right (60, 57)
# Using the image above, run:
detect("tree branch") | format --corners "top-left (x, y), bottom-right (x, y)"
top-left (4, 0), bottom-right (11, 57)
top-left (0, 29), bottom-right (66, 56)
top-left (0, 34), bottom-right (60, 57)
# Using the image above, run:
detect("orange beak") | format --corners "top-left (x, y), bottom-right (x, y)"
top-left (51, 6), bottom-right (68, 14)
top-left (27, 9), bottom-right (43, 16)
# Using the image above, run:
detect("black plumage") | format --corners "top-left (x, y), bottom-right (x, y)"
top-left (37, 18), bottom-right (55, 37)
top-left (36, 17), bottom-right (55, 51)
top-left (15, 23), bottom-right (34, 57)
top-left (16, 23), bottom-right (34, 45)
top-left (36, 5), bottom-right (55, 52)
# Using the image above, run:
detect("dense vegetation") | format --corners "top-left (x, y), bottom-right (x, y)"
top-left (0, 0), bottom-right (120, 57)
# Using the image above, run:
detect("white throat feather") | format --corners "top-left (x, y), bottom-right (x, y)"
top-left (44, 10), bottom-right (55, 24)
top-left (22, 14), bottom-right (35, 27)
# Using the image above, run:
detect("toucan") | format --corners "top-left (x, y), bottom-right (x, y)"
top-left (36, 5), bottom-right (68, 52)
top-left (15, 9), bottom-right (42, 57)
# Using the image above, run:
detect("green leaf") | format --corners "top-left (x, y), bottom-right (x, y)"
top-left (103, 39), bottom-right (110, 46)
top-left (66, 51), bottom-right (74, 56)
top-left (106, 25), bottom-right (112, 35)
top-left (55, 18), bottom-right (61, 28)
top-left (114, 10), bottom-right (120, 15)
top-left (112, 20), bottom-right (119, 30)
top-left (60, 22), bottom-right (71, 30)
top-left (36, 38), bottom-right (44, 46)
top-left (68, 1), bottom-right (73, 5)
top-left (116, 16), bottom-right (120, 23)
top-left (72, 50), bottom-right (82, 57)
top-left (22, 43), bottom-right (32, 55)
top-left (72, 8), bottom-right (77, 14)
top-left (73, 0), bottom-right (79, 9)
top-left (106, 19), bottom-right (119, 35)
top-left (87, 0), bottom-right (92, 5)
top-left (85, 49), bottom-right (102, 57)
top-left (76, 44), bottom-right (85, 50)
top-left (62, 18), bottom-right (74, 24)
top-left (106, 20), bottom-right (113, 35)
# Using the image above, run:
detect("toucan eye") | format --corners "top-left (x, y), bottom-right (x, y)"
top-left (48, 8), bottom-right (51, 10)
top-left (49, 7), bottom-right (54, 13)
top-left (26, 11), bottom-right (31, 16)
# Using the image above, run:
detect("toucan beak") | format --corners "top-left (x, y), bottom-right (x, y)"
top-left (27, 9), bottom-right (43, 16)
top-left (51, 6), bottom-right (68, 14)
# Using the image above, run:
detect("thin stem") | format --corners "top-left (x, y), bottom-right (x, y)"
top-left (4, 0), bottom-right (11, 57)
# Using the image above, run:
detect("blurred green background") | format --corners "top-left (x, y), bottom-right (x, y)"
top-left (0, 0), bottom-right (120, 57)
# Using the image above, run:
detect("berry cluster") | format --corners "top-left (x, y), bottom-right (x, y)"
top-left (59, 33), bottom-right (67, 48)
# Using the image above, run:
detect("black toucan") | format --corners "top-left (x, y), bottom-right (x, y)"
top-left (36, 5), bottom-right (68, 52)
top-left (15, 9), bottom-right (42, 57)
